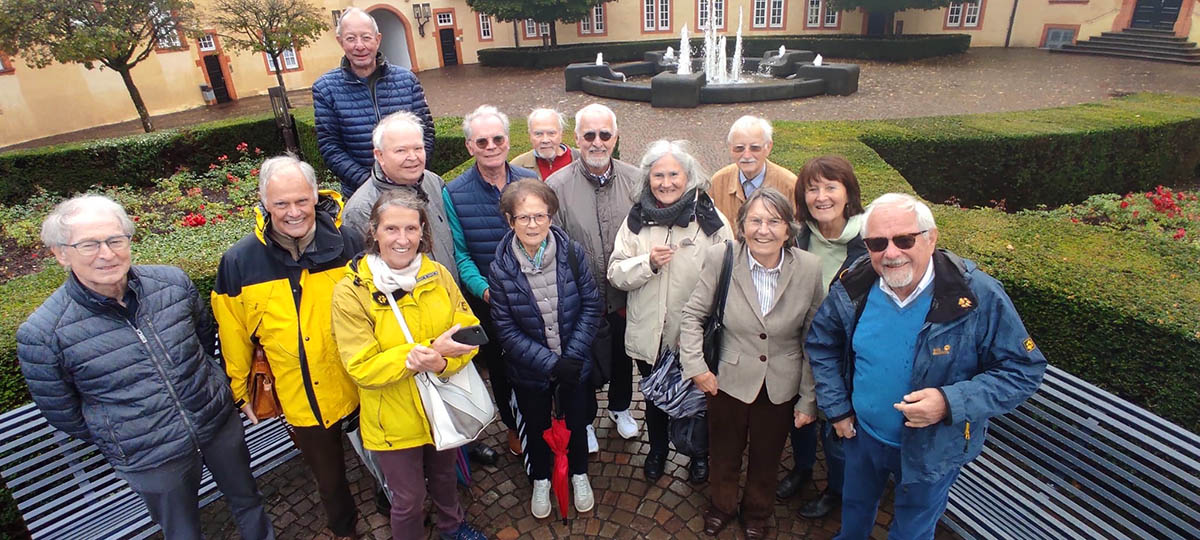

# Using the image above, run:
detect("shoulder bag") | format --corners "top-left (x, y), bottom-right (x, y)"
top-left (701, 241), bottom-right (735, 375)
top-left (248, 344), bottom-right (284, 420)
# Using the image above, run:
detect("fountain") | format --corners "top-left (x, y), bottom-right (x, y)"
top-left (729, 9), bottom-right (744, 82)
top-left (677, 25), bottom-right (691, 75)
top-left (595, 52), bottom-right (603, 66)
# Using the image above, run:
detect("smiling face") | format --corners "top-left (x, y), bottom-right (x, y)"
top-left (509, 194), bottom-right (552, 255)
top-left (264, 166), bottom-right (317, 239)
top-left (865, 205), bottom-right (938, 298)
top-left (374, 205), bottom-right (424, 269)
top-left (729, 126), bottom-right (773, 180)
top-left (337, 12), bottom-right (382, 78)
top-left (52, 212), bottom-right (132, 299)
top-left (575, 110), bottom-right (618, 173)
top-left (741, 199), bottom-right (789, 266)
top-left (465, 115), bottom-right (510, 172)
top-left (804, 176), bottom-right (849, 230)
top-left (648, 153), bottom-right (688, 206)
top-left (375, 123), bottom-right (426, 184)
top-left (528, 112), bottom-right (563, 160)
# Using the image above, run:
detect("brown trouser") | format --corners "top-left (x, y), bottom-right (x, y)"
top-left (291, 420), bottom-right (358, 537)
top-left (707, 387), bottom-right (797, 526)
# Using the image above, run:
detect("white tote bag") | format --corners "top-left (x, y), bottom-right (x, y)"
top-left (385, 293), bottom-right (496, 450)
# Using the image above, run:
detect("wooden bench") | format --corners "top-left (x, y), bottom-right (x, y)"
top-left (942, 365), bottom-right (1200, 539)
top-left (0, 404), bottom-right (297, 539)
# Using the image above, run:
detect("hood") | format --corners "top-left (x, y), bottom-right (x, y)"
top-left (345, 251), bottom-right (444, 306)
top-left (253, 189), bottom-right (345, 246)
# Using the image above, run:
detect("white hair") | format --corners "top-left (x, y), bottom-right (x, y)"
top-left (638, 139), bottom-right (709, 194)
top-left (527, 108), bottom-right (566, 132)
top-left (41, 194), bottom-right (135, 247)
top-left (726, 115), bottom-right (774, 144)
top-left (258, 154), bottom-right (318, 205)
top-left (337, 7), bottom-right (379, 35)
top-left (862, 193), bottom-right (938, 236)
top-left (462, 105), bottom-right (510, 140)
top-left (574, 103), bottom-right (618, 135)
top-left (373, 111), bottom-right (425, 151)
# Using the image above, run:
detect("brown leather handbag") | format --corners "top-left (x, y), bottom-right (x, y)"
top-left (248, 345), bottom-right (283, 420)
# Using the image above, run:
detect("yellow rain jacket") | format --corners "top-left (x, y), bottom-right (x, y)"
top-left (331, 254), bottom-right (480, 451)
top-left (211, 191), bottom-right (362, 428)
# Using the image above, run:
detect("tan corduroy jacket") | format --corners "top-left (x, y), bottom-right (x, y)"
top-left (708, 160), bottom-right (798, 221)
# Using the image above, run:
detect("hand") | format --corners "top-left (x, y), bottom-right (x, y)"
top-left (240, 403), bottom-right (259, 425)
top-left (406, 345), bottom-right (448, 373)
top-left (648, 245), bottom-right (675, 271)
top-left (483, 289), bottom-right (491, 304)
top-left (794, 411), bottom-right (815, 428)
top-left (832, 416), bottom-right (856, 439)
top-left (894, 388), bottom-right (948, 428)
top-left (552, 356), bottom-right (582, 383)
top-left (431, 324), bottom-right (478, 359)
top-left (692, 371), bottom-right (718, 395)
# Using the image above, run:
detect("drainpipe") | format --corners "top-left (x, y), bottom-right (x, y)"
top-left (1005, 0), bottom-right (1020, 47)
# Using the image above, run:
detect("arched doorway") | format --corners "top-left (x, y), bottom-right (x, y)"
top-left (371, 8), bottom-right (414, 70)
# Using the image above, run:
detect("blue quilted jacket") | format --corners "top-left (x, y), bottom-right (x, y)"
top-left (313, 55), bottom-right (435, 193)
top-left (488, 226), bottom-right (603, 391)
top-left (17, 266), bottom-right (234, 472)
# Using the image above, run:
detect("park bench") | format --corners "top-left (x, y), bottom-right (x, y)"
top-left (942, 364), bottom-right (1200, 539)
top-left (0, 404), bottom-right (297, 539)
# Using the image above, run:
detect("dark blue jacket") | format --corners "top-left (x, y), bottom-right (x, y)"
top-left (488, 226), bottom-right (603, 391)
top-left (806, 249), bottom-right (1046, 483)
top-left (17, 266), bottom-right (234, 472)
top-left (313, 56), bottom-right (435, 193)
top-left (443, 163), bottom-right (538, 299)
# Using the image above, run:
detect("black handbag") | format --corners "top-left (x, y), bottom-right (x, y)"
top-left (566, 241), bottom-right (612, 387)
top-left (701, 241), bottom-right (735, 375)
top-left (668, 413), bottom-right (709, 458)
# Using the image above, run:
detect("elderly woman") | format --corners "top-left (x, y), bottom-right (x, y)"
top-left (680, 188), bottom-right (826, 540)
top-left (17, 195), bottom-right (273, 540)
top-left (331, 190), bottom-right (487, 540)
top-left (777, 155), bottom-right (869, 516)
top-left (488, 178), bottom-right (603, 519)
top-left (608, 139), bottom-right (732, 483)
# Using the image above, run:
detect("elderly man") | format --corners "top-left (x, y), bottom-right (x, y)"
top-left (510, 108), bottom-right (579, 180)
top-left (806, 193), bottom-right (1046, 539)
top-left (314, 7), bottom-right (435, 197)
top-left (17, 195), bottom-right (273, 540)
top-left (212, 155), bottom-right (369, 540)
top-left (343, 110), bottom-right (456, 283)
top-left (709, 116), bottom-right (797, 221)
top-left (443, 105), bottom-right (538, 460)
top-left (545, 103), bottom-right (642, 452)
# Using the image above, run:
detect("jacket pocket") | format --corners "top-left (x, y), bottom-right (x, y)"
top-left (719, 346), bottom-right (739, 365)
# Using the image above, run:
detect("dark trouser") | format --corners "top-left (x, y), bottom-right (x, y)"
top-left (513, 383), bottom-right (593, 480)
top-left (835, 428), bottom-right (960, 540)
top-left (635, 358), bottom-right (670, 456)
top-left (376, 444), bottom-right (464, 539)
top-left (707, 387), bottom-right (796, 526)
top-left (601, 311), bottom-right (635, 412)
top-left (291, 419), bottom-right (358, 537)
top-left (468, 295), bottom-right (517, 430)
top-left (117, 411), bottom-right (273, 540)
top-left (790, 420), bottom-right (846, 495)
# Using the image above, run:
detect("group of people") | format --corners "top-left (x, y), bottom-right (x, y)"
top-left (16, 8), bottom-right (1048, 540)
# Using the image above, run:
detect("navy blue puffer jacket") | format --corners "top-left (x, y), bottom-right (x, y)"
top-left (17, 266), bottom-right (234, 472)
top-left (488, 226), bottom-right (603, 391)
top-left (313, 56), bottom-right (435, 193)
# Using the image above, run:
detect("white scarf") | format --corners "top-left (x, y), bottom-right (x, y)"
top-left (367, 253), bottom-right (422, 295)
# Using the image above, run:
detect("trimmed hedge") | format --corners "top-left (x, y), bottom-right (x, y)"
top-left (477, 34), bottom-right (970, 68)
top-left (293, 111), bottom-right (471, 180)
top-left (0, 114), bottom-right (286, 205)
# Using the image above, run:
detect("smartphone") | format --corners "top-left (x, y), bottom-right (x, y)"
top-left (451, 325), bottom-right (489, 346)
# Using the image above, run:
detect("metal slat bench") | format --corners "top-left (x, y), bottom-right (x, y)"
top-left (942, 365), bottom-right (1200, 539)
top-left (0, 404), bottom-right (298, 539)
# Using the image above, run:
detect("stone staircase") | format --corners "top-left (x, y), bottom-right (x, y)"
top-left (1052, 27), bottom-right (1200, 65)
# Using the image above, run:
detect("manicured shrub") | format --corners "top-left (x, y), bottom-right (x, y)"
top-left (293, 112), bottom-right (472, 179)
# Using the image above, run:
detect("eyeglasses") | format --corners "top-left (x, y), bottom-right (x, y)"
top-left (61, 234), bottom-right (132, 256)
top-left (473, 135), bottom-right (506, 148)
top-left (581, 130), bottom-right (614, 143)
top-left (864, 230), bottom-right (928, 252)
top-left (746, 217), bottom-right (786, 230)
top-left (512, 213), bottom-right (550, 226)
top-left (731, 144), bottom-right (765, 153)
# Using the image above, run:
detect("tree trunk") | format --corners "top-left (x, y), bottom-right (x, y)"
top-left (884, 12), bottom-right (895, 35)
top-left (513, 21), bottom-right (520, 48)
top-left (549, 22), bottom-right (558, 47)
top-left (272, 53), bottom-right (290, 109)
top-left (116, 65), bottom-right (154, 132)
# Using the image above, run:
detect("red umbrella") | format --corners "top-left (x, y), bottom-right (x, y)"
top-left (542, 386), bottom-right (571, 523)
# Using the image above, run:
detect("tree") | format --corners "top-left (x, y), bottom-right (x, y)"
top-left (0, 0), bottom-right (195, 133)
top-left (466, 0), bottom-right (607, 47)
top-left (205, 0), bottom-right (327, 106)
top-left (828, 0), bottom-right (952, 35)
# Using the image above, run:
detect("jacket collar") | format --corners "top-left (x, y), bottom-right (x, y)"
top-left (838, 248), bottom-right (978, 324)
top-left (254, 190), bottom-right (348, 268)
top-left (340, 53), bottom-right (387, 81)
top-left (66, 267), bottom-right (141, 316)
top-left (347, 252), bottom-right (443, 306)
top-left (626, 190), bottom-right (724, 236)
top-left (371, 162), bottom-right (431, 202)
top-left (726, 160), bottom-right (775, 201)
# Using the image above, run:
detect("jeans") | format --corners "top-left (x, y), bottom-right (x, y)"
top-left (790, 420), bottom-right (846, 495)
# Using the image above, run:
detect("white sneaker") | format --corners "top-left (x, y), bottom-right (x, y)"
top-left (531, 478), bottom-right (551, 518)
top-left (571, 474), bottom-right (594, 513)
top-left (608, 409), bottom-right (639, 439)
top-left (586, 425), bottom-right (599, 453)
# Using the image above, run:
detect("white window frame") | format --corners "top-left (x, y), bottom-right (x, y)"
top-left (699, 0), bottom-right (724, 30)
top-left (644, 0), bottom-right (656, 31)
top-left (963, 1), bottom-right (981, 27)
top-left (266, 47), bottom-right (298, 72)
top-left (752, 0), bottom-right (767, 28)
top-left (657, 0), bottom-right (670, 30)
top-left (946, 3), bottom-right (964, 27)
top-left (436, 12), bottom-right (453, 27)
top-left (479, 14), bottom-right (492, 39)
top-left (154, 11), bottom-right (182, 49)
top-left (197, 34), bottom-right (216, 51)
top-left (824, 3), bottom-right (838, 27)
top-left (539, 22), bottom-right (550, 35)
top-left (643, 0), bottom-right (670, 31)
top-left (807, 0), bottom-right (821, 27)
top-left (768, 0), bottom-right (784, 28)
top-left (525, 18), bottom-right (538, 38)
top-left (1043, 28), bottom-right (1075, 49)
top-left (582, 12), bottom-right (592, 33)
top-left (593, 5), bottom-right (605, 32)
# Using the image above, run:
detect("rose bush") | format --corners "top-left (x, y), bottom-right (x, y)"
top-left (1022, 185), bottom-right (1200, 244)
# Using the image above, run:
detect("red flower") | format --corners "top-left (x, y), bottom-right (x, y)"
top-left (249, 168), bottom-right (259, 176)
top-left (236, 142), bottom-right (249, 153)
top-left (182, 213), bottom-right (207, 227)
top-left (254, 147), bottom-right (263, 155)
top-left (1173, 228), bottom-right (1186, 240)
top-left (1070, 218), bottom-right (1080, 224)
top-left (1120, 201), bottom-right (1129, 209)
top-left (1132, 211), bottom-right (1139, 218)
top-left (209, 163), bottom-right (219, 170)
top-left (218, 154), bottom-right (228, 162)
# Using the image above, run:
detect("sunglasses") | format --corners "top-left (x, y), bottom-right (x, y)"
top-left (864, 230), bottom-right (928, 252)
top-left (581, 130), bottom-right (614, 143)
top-left (473, 135), bottom-right (506, 148)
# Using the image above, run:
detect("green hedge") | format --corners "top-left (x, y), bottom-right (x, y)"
top-left (477, 34), bottom-right (970, 67)
top-left (862, 107), bottom-right (1200, 210)
top-left (0, 114), bottom-right (286, 205)
top-left (293, 111), bottom-right (471, 180)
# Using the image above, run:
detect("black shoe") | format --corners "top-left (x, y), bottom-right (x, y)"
top-left (688, 457), bottom-right (709, 484)
top-left (775, 468), bottom-right (813, 499)
top-left (797, 491), bottom-right (840, 519)
top-left (643, 452), bottom-right (667, 481)
top-left (466, 443), bottom-right (499, 467)
top-left (375, 488), bottom-right (390, 516)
